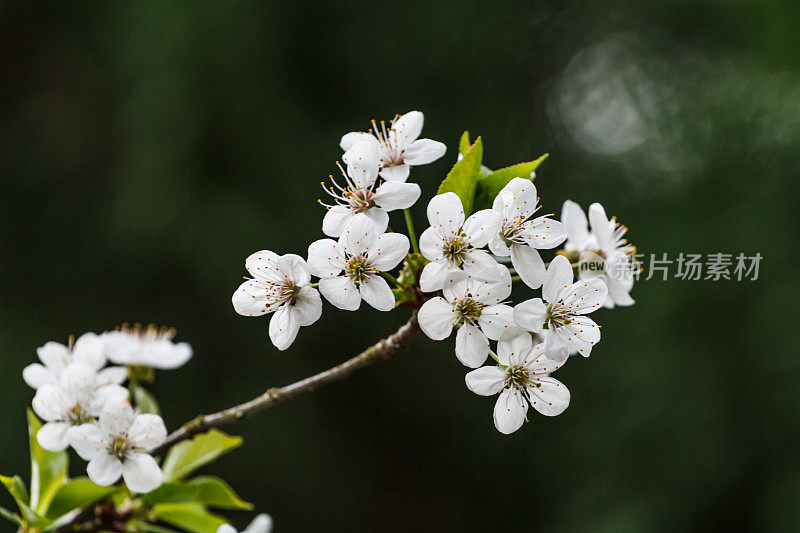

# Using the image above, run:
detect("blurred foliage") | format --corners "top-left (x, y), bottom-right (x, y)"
top-left (1, 1), bottom-right (799, 531)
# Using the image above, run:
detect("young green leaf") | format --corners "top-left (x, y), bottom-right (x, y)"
top-left (133, 385), bottom-right (162, 415)
top-left (45, 478), bottom-right (115, 520)
top-left (437, 137), bottom-right (483, 216)
top-left (152, 502), bottom-right (228, 533)
top-left (472, 154), bottom-right (549, 212)
top-left (186, 476), bottom-right (253, 510)
top-left (0, 475), bottom-right (41, 526)
top-left (0, 505), bottom-right (22, 526)
top-left (458, 131), bottom-right (470, 156)
top-left (27, 410), bottom-right (68, 515)
top-left (161, 430), bottom-right (243, 482)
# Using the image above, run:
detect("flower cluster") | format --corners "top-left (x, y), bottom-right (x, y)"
top-left (24, 326), bottom-right (191, 493)
top-left (232, 110), bottom-right (637, 434)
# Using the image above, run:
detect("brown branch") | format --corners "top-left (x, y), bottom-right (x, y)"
top-left (151, 311), bottom-right (419, 456)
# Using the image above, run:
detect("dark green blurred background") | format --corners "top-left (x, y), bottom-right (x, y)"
top-left (2, 1), bottom-right (798, 531)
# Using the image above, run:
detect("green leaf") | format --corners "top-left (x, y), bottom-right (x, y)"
top-left (458, 131), bottom-right (470, 156)
top-left (27, 410), bottom-right (68, 514)
top-left (45, 478), bottom-right (115, 520)
top-left (152, 503), bottom-right (228, 533)
top-left (472, 154), bottom-right (548, 212)
top-left (142, 482), bottom-right (199, 506)
top-left (161, 430), bottom-right (242, 482)
top-left (0, 505), bottom-right (21, 526)
top-left (437, 136), bottom-right (483, 216)
top-left (0, 475), bottom-right (41, 526)
top-left (133, 385), bottom-right (161, 415)
top-left (186, 476), bottom-right (253, 510)
top-left (129, 521), bottom-right (181, 533)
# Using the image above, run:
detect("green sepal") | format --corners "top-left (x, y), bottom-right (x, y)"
top-left (472, 154), bottom-right (548, 211)
top-left (161, 430), bottom-right (242, 482)
top-left (437, 136), bottom-right (483, 216)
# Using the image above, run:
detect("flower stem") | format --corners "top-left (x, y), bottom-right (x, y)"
top-left (488, 349), bottom-right (500, 363)
top-left (380, 271), bottom-right (403, 288)
top-left (511, 275), bottom-right (522, 283)
top-left (404, 209), bottom-right (420, 254)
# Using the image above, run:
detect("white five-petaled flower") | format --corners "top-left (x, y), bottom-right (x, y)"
top-left (102, 324), bottom-right (193, 369)
top-left (582, 202), bottom-right (636, 308)
top-left (560, 199), bottom-right (597, 254)
top-left (465, 331), bottom-right (570, 434)
top-left (232, 252), bottom-right (322, 351)
top-left (321, 140), bottom-right (421, 237)
top-left (218, 514), bottom-right (273, 533)
top-left (339, 110), bottom-right (446, 183)
top-left (418, 192), bottom-right (502, 292)
top-left (32, 362), bottom-right (128, 451)
top-left (23, 333), bottom-right (126, 390)
top-left (418, 267), bottom-right (515, 368)
top-left (68, 396), bottom-right (166, 494)
top-left (308, 214), bottom-right (409, 312)
top-left (488, 178), bottom-right (567, 289)
top-left (513, 255), bottom-right (607, 362)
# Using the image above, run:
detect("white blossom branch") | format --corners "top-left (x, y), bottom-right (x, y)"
top-left (151, 311), bottom-right (419, 456)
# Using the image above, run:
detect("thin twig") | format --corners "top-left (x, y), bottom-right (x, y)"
top-left (151, 311), bottom-right (420, 456)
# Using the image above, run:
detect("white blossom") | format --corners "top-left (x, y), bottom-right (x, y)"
top-left (102, 324), bottom-right (193, 369)
top-left (218, 514), bottom-right (273, 533)
top-left (560, 199), bottom-right (597, 254)
top-left (418, 267), bottom-right (515, 368)
top-left (32, 363), bottom-right (128, 451)
top-left (308, 214), bottom-right (409, 312)
top-left (340, 110), bottom-right (446, 183)
top-left (513, 255), bottom-right (607, 362)
top-left (320, 140), bottom-right (421, 237)
top-left (418, 192), bottom-right (502, 292)
top-left (23, 333), bottom-right (125, 390)
top-left (68, 396), bottom-right (166, 493)
top-left (232, 252), bottom-right (322, 351)
top-left (488, 178), bottom-right (567, 288)
top-left (584, 202), bottom-right (636, 308)
top-left (465, 332), bottom-right (569, 434)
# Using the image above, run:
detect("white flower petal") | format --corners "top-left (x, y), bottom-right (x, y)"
top-left (442, 270), bottom-right (470, 303)
top-left (542, 331), bottom-right (570, 363)
top-left (519, 217), bottom-right (568, 249)
top-left (122, 452), bottom-right (163, 493)
top-left (218, 526), bottom-right (237, 533)
top-left (277, 254), bottom-right (310, 287)
top-left (322, 205), bottom-right (355, 238)
top-left (493, 388), bottom-right (528, 434)
top-left (464, 366), bottom-right (506, 396)
top-left (340, 213), bottom-right (379, 257)
top-left (476, 304), bottom-right (515, 340)
top-left (462, 209), bottom-right (501, 248)
top-left (455, 323), bottom-right (489, 368)
top-left (68, 423), bottom-right (106, 460)
top-left (378, 163), bottom-right (410, 183)
top-left (23, 363), bottom-right (55, 390)
top-left (96, 366), bottom-right (127, 387)
top-left (402, 138), bottom-right (446, 165)
top-left (561, 316), bottom-right (601, 357)
top-left (37, 422), bottom-right (70, 452)
top-left (525, 344), bottom-right (565, 374)
top-left (319, 276), bottom-right (361, 311)
top-left (373, 181), bottom-right (420, 211)
top-left (98, 396), bottom-right (135, 437)
top-left (147, 340), bottom-right (193, 370)
top-left (87, 454), bottom-right (123, 486)
top-left (488, 235), bottom-right (510, 257)
top-left (343, 140), bottom-right (379, 189)
top-left (36, 342), bottom-right (69, 372)
top-left (419, 261), bottom-right (452, 293)
top-left (129, 414), bottom-right (167, 450)
top-left (473, 265), bottom-right (512, 304)
top-left (561, 278), bottom-right (608, 315)
top-left (232, 280), bottom-right (270, 317)
top-left (59, 363), bottom-right (97, 406)
top-left (543, 255), bottom-right (574, 303)
top-left (392, 110), bottom-right (424, 147)
top-left (269, 305), bottom-right (301, 351)
top-left (340, 131), bottom-right (376, 151)
top-left (369, 232), bottom-right (410, 271)
top-left (426, 193), bottom-right (465, 237)
top-left (72, 333), bottom-right (106, 371)
top-left (363, 206), bottom-right (390, 234)
top-left (510, 244), bottom-right (546, 289)
top-left (561, 200), bottom-right (590, 252)
top-left (32, 384), bottom-right (66, 422)
top-left (307, 238), bottom-right (345, 278)
top-left (243, 514), bottom-right (273, 533)
top-left (418, 227), bottom-right (443, 263)
top-left (418, 297), bottom-right (456, 340)
top-left (493, 177), bottom-right (538, 222)
top-left (89, 385), bottom-right (129, 415)
top-left (497, 330), bottom-right (534, 367)
top-left (462, 249), bottom-right (504, 282)
top-left (513, 298), bottom-right (547, 333)
top-left (244, 250), bottom-right (283, 283)
top-left (528, 377), bottom-right (570, 416)
top-left (293, 286), bottom-right (323, 327)
top-left (359, 275), bottom-right (395, 311)
top-left (588, 202), bottom-right (614, 250)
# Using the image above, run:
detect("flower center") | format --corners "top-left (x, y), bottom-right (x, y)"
top-left (345, 256), bottom-right (376, 284)
top-left (441, 235), bottom-right (468, 265)
top-left (345, 188), bottom-right (375, 213)
top-left (109, 436), bottom-right (133, 460)
top-left (66, 404), bottom-right (92, 426)
top-left (280, 281), bottom-right (300, 303)
top-left (454, 297), bottom-right (482, 323)
top-left (504, 365), bottom-right (531, 388)
top-left (544, 303), bottom-right (571, 330)
top-left (500, 222), bottom-right (522, 246)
